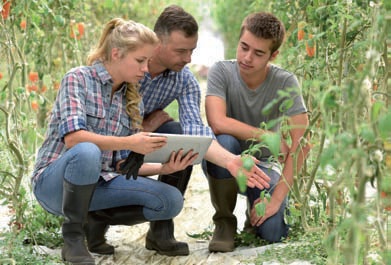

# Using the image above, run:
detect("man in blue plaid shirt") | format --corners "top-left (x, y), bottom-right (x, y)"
top-left (136, 5), bottom-right (271, 256)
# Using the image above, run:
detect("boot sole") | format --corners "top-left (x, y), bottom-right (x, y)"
top-left (145, 240), bottom-right (189, 256)
top-left (89, 249), bottom-right (115, 255)
top-left (88, 245), bottom-right (115, 255)
top-left (62, 258), bottom-right (95, 265)
top-left (208, 242), bottom-right (235, 253)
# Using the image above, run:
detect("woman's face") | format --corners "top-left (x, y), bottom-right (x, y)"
top-left (113, 44), bottom-right (157, 84)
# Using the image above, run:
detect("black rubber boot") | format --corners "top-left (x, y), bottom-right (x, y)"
top-left (85, 205), bottom-right (146, 255)
top-left (61, 180), bottom-right (96, 265)
top-left (145, 219), bottom-right (189, 256)
top-left (208, 177), bottom-right (238, 253)
top-left (145, 166), bottom-right (192, 256)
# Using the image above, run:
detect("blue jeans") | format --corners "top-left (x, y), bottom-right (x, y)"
top-left (154, 120), bottom-right (183, 134)
top-left (202, 134), bottom-right (289, 243)
top-left (33, 142), bottom-right (184, 221)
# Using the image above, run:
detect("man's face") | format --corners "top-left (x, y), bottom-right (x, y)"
top-left (156, 30), bottom-right (198, 72)
top-left (236, 29), bottom-right (278, 76)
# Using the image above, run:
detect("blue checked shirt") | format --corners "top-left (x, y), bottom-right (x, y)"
top-left (139, 66), bottom-right (214, 137)
top-left (32, 61), bottom-right (140, 182)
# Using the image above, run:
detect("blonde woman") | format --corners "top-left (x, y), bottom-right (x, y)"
top-left (31, 18), bottom-right (196, 265)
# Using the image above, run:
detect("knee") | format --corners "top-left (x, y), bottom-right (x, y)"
top-left (72, 142), bottom-right (101, 164)
top-left (203, 160), bottom-right (232, 179)
top-left (216, 134), bottom-right (241, 154)
top-left (156, 121), bottom-right (183, 134)
top-left (255, 208), bottom-right (288, 243)
top-left (67, 142), bottom-right (101, 183)
top-left (158, 184), bottom-right (184, 219)
top-left (168, 188), bottom-right (184, 217)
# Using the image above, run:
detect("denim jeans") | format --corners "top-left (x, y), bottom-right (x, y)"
top-left (154, 120), bottom-right (183, 134)
top-left (33, 142), bottom-right (184, 221)
top-left (202, 134), bottom-right (289, 243)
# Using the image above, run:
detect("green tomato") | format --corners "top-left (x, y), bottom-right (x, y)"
top-left (16, 86), bottom-right (25, 94)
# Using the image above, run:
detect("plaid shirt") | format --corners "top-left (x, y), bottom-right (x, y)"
top-left (139, 66), bottom-right (214, 137)
top-left (32, 61), bottom-right (139, 182)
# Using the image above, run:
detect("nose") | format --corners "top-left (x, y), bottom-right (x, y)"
top-left (244, 51), bottom-right (252, 62)
top-left (183, 51), bottom-right (192, 64)
top-left (141, 62), bottom-right (149, 73)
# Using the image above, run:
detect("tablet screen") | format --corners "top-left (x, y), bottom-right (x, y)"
top-left (144, 133), bottom-right (213, 164)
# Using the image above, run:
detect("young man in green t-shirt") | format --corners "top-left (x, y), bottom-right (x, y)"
top-left (203, 11), bottom-right (311, 252)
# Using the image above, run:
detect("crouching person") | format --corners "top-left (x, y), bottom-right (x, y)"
top-left (31, 18), bottom-right (196, 265)
top-left (202, 11), bottom-right (311, 252)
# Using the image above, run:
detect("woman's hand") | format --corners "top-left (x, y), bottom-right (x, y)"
top-left (160, 149), bottom-right (198, 175)
top-left (127, 132), bottom-right (167, 155)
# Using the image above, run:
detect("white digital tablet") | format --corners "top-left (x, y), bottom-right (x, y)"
top-left (144, 133), bottom-right (213, 165)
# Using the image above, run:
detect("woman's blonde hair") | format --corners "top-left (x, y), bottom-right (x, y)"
top-left (87, 18), bottom-right (159, 131)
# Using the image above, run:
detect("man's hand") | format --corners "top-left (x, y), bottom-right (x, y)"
top-left (142, 110), bottom-right (174, 132)
top-left (250, 197), bottom-right (280, 226)
top-left (226, 155), bottom-right (271, 190)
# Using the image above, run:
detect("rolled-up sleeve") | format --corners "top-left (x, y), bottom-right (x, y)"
top-left (178, 74), bottom-right (214, 138)
top-left (58, 72), bottom-right (88, 139)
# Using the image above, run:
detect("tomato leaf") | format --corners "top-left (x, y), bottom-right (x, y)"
top-left (260, 133), bottom-right (281, 159)
top-left (255, 202), bottom-right (266, 217)
top-left (236, 171), bottom-right (247, 193)
top-left (260, 190), bottom-right (265, 201)
top-left (378, 112), bottom-right (391, 139)
top-left (371, 100), bottom-right (384, 121)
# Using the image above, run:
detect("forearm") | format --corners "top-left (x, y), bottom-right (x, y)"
top-left (204, 140), bottom-right (236, 170)
top-left (64, 130), bottom-right (130, 151)
top-left (271, 140), bottom-right (311, 205)
top-left (210, 117), bottom-right (267, 141)
top-left (138, 163), bottom-right (164, 176)
top-left (270, 155), bottom-right (295, 205)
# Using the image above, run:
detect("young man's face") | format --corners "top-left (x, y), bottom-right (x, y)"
top-left (156, 30), bottom-right (198, 72)
top-left (236, 29), bottom-right (278, 76)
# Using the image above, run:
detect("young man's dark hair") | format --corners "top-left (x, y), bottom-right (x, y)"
top-left (239, 12), bottom-right (285, 54)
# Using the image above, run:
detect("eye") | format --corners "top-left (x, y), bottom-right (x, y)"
top-left (136, 58), bottom-right (146, 63)
top-left (240, 44), bottom-right (249, 51)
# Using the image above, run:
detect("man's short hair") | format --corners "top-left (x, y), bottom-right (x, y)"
top-left (154, 5), bottom-right (198, 38)
top-left (240, 12), bottom-right (285, 53)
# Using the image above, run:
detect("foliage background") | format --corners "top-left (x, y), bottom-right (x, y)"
top-left (1, 0), bottom-right (390, 264)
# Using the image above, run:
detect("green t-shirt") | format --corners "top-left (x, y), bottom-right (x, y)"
top-left (206, 60), bottom-right (307, 160)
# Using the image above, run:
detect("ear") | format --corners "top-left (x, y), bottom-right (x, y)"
top-left (155, 41), bottom-right (163, 53)
top-left (111, 48), bottom-right (120, 61)
top-left (270, 50), bottom-right (279, 61)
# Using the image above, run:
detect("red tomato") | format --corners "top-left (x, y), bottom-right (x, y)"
top-left (1, 0), bottom-right (11, 20)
